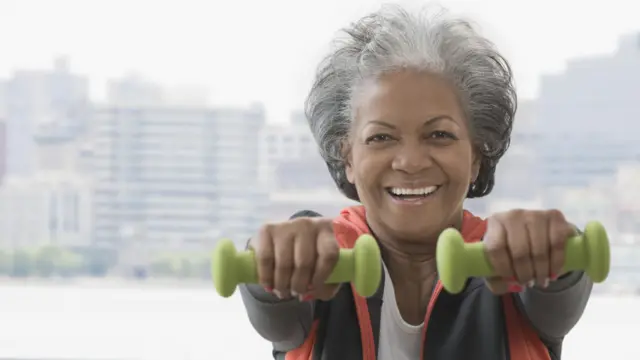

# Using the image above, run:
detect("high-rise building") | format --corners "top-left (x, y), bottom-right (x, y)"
top-left (89, 105), bottom-right (268, 248)
top-left (0, 57), bottom-right (90, 175)
top-left (534, 33), bottom-right (640, 192)
top-left (490, 100), bottom-right (540, 201)
top-left (258, 111), bottom-right (334, 191)
top-left (0, 118), bottom-right (6, 184)
top-left (0, 172), bottom-right (94, 248)
top-left (34, 120), bottom-right (93, 174)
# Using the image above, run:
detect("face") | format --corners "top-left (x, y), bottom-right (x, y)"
top-left (345, 70), bottom-right (479, 243)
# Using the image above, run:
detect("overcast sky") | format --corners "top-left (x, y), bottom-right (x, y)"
top-left (1, 0), bottom-right (638, 123)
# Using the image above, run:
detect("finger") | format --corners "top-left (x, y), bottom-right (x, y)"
top-left (527, 213), bottom-right (550, 288)
top-left (311, 230), bottom-right (340, 300)
top-left (290, 231), bottom-right (317, 297)
top-left (273, 231), bottom-right (295, 299)
top-left (255, 225), bottom-right (275, 290)
top-left (484, 217), bottom-right (514, 282)
top-left (485, 277), bottom-right (510, 295)
top-left (548, 210), bottom-right (575, 278)
top-left (503, 213), bottom-right (535, 286)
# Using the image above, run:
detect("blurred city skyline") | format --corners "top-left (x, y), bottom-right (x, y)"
top-left (0, 2), bottom-right (638, 289)
top-left (1, 4), bottom-right (639, 359)
top-left (2, 0), bottom-right (639, 124)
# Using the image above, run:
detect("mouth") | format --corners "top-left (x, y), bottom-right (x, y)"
top-left (386, 185), bottom-right (440, 204)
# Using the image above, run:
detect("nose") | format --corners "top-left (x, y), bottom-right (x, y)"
top-left (391, 140), bottom-right (433, 174)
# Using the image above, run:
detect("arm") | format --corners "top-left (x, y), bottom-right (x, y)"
top-left (239, 284), bottom-right (315, 351)
top-left (518, 223), bottom-right (594, 343)
top-left (238, 210), bottom-right (321, 352)
top-left (518, 271), bottom-right (593, 343)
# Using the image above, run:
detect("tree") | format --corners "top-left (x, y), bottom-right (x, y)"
top-left (34, 246), bottom-right (58, 277)
top-left (0, 251), bottom-right (10, 275)
top-left (12, 250), bottom-right (33, 277)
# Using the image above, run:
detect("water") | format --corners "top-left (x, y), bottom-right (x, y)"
top-left (0, 281), bottom-right (636, 360)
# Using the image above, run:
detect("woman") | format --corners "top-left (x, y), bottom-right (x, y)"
top-left (240, 4), bottom-right (592, 360)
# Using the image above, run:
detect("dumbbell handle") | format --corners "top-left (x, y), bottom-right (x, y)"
top-left (222, 247), bottom-right (368, 284)
top-left (446, 234), bottom-right (600, 278)
top-left (225, 250), bottom-right (258, 286)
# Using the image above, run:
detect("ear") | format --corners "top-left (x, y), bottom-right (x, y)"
top-left (471, 152), bottom-right (481, 185)
top-left (342, 140), bottom-right (355, 184)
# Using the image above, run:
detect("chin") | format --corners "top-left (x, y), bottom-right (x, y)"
top-left (385, 217), bottom-right (435, 241)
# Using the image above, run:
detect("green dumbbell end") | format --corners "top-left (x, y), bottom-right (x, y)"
top-left (212, 239), bottom-right (239, 298)
top-left (353, 235), bottom-right (382, 298)
top-left (584, 221), bottom-right (610, 283)
top-left (436, 228), bottom-right (467, 294)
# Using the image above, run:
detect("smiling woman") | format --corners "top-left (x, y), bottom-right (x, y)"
top-left (239, 3), bottom-right (593, 360)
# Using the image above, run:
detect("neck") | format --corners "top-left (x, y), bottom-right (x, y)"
top-left (379, 239), bottom-right (438, 284)
top-left (367, 210), bottom-right (465, 282)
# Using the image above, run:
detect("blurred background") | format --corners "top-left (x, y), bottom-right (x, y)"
top-left (0, 0), bottom-right (638, 358)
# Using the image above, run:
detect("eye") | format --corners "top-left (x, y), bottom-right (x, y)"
top-left (365, 134), bottom-right (394, 144)
top-left (429, 131), bottom-right (457, 140)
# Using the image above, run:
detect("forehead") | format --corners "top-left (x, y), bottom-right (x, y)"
top-left (352, 70), bottom-right (466, 128)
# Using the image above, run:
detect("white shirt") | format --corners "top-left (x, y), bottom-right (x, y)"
top-left (377, 263), bottom-right (424, 360)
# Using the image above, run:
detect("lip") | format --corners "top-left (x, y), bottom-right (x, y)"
top-left (386, 185), bottom-right (441, 206)
top-left (385, 182), bottom-right (440, 189)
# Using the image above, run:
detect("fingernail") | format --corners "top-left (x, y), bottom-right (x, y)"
top-left (550, 273), bottom-right (558, 280)
top-left (291, 290), bottom-right (298, 297)
top-left (542, 278), bottom-right (549, 288)
top-left (507, 284), bottom-right (524, 293)
top-left (273, 289), bottom-right (282, 299)
top-left (263, 286), bottom-right (273, 292)
top-left (527, 280), bottom-right (535, 288)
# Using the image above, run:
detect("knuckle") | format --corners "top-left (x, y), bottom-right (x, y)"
top-left (508, 209), bottom-right (525, 219)
top-left (531, 251), bottom-right (548, 262)
top-left (257, 253), bottom-right (274, 266)
top-left (484, 241), bottom-right (507, 254)
top-left (292, 216), bottom-right (314, 230)
top-left (296, 261), bottom-right (314, 274)
top-left (531, 246), bottom-right (548, 257)
top-left (259, 222), bottom-right (276, 235)
top-left (256, 247), bottom-right (274, 263)
top-left (321, 247), bottom-right (340, 264)
top-left (546, 209), bottom-right (564, 220)
top-left (491, 211), bottom-right (508, 222)
top-left (511, 250), bottom-right (529, 263)
top-left (275, 261), bottom-right (294, 273)
top-left (523, 211), bottom-right (540, 224)
top-left (292, 218), bottom-right (317, 237)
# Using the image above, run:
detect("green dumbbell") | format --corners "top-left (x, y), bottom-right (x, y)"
top-left (211, 234), bottom-right (382, 298)
top-left (436, 221), bottom-right (611, 294)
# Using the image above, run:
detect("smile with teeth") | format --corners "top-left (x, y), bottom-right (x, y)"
top-left (387, 186), bottom-right (440, 201)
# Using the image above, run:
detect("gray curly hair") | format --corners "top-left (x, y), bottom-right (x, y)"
top-left (305, 4), bottom-right (517, 202)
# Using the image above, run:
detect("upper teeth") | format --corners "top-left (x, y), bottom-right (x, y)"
top-left (390, 186), bottom-right (438, 196)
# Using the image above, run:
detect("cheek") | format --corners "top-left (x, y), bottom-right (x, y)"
top-left (352, 156), bottom-right (386, 191)
top-left (441, 148), bottom-right (475, 184)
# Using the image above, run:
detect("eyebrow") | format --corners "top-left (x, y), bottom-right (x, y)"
top-left (366, 115), bottom-right (454, 129)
